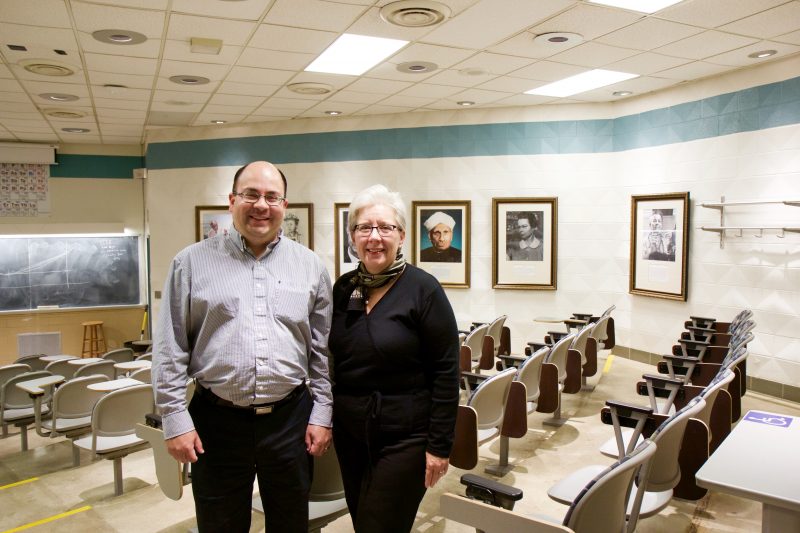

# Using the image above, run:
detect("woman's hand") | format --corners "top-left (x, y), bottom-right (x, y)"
top-left (424, 451), bottom-right (449, 488)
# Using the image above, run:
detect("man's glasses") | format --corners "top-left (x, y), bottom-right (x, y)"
top-left (233, 191), bottom-right (286, 206)
top-left (353, 224), bottom-right (398, 236)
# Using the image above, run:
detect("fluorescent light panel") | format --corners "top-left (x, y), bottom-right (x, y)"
top-left (588, 0), bottom-right (684, 14)
top-left (305, 34), bottom-right (408, 76)
top-left (525, 69), bottom-right (639, 98)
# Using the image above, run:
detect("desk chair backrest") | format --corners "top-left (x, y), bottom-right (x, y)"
top-left (601, 305), bottom-right (616, 318)
top-left (50, 375), bottom-right (106, 428)
top-left (486, 315), bottom-right (508, 356)
top-left (564, 439), bottom-right (657, 533)
top-left (129, 367), bottom-right (152, 383)
top-left (310, 446), bottom-right (345, 501)
top-left (135, 352), bottom-right (152, 361)
top-left (74, 359), bottom-right (116, 380)
top-left (516, 347), bottom-right (549, 404)
top-left (463, 324), bottom-right (489, 363)
top-left (0, 364), bottom-right (32, 397)
top-left (101, 348), bottom-right (135, 364)
top-left (589, 316), bottom-right (611, 350)
top-left (2, 371), bottom-right (53, 411)
top-left (545, 333), bottom-right (576, 382)
top-left (45, 359), bottom-right (79, 380)
top-left (14, 355), bottom-right (47, 371)
top-left (695, 369), bottom-right (735, 428)
top-left (90, 384), bottom-right (154, 448)
top-left (570, 325), bottom-right (593, 365)
top-left (468, 368), bottom-right (517, 432)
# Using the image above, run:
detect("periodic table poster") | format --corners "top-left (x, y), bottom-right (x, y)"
top-left (0, 163), bottom-right (51, 217)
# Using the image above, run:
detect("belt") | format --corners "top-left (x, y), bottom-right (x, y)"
top-left (195, 383), bottom-right (306, 415)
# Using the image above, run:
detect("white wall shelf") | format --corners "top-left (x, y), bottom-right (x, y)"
top-left (699, 196), bottom-right (800, 248)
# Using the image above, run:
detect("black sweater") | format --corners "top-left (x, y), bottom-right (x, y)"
top-left (329, 264), bottom-right (460, 457)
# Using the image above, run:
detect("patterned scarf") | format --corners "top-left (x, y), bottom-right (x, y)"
top-left (347, 253), bottom-right (406, 311)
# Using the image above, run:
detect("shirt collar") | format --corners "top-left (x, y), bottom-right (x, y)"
top-left (227, 226), bottom-right (282, 258)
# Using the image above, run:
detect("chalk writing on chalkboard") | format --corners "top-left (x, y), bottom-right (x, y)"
top-left (0, 236), bottom-right (140, 311)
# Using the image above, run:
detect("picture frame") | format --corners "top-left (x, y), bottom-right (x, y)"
top-left (412, 200), bottom-right (471, 288)
top-left (195, 205), bottom-right (233, 242)
top-left (334, 202), bottom-right (358, 279)
top-left (282, 203), bottom-right (314, 250)
top-left (629, 192), bottom-right (690, 301)
top-left (492, 197), bottom-right (557, 290)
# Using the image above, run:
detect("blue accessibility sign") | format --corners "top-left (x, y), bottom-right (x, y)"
top-left (744, 411), bottom-right (793, 428)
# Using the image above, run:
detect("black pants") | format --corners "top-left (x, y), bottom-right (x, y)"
top-left (333, 393), bottom-right (428, 533)
top-left (189, 387), bottom-right (312, 533)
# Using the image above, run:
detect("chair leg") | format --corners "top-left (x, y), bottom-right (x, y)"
top-left (113, 458), bottom-right (123, 496)
top-left (2, 423), bottom-right (7, 438)
top-left (543, 391), bottom-right (567, 427)
top-left (72, 444), bottom-right (81, 467)
top-left (19, 424), bottom-right (28, 451)
top-left (485, 436), bottom-right (513, 477)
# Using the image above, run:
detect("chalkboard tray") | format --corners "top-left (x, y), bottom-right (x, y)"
top-left (0, 236), bottom-right (140, 311)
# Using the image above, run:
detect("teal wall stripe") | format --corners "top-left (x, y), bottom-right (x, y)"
top-left (50, 154), bottom-right (143, 179)
top-left (143, 75), bottom-right (800, 170)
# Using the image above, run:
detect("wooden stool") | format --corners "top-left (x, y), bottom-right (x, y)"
top-left (81, 321), bottom-right (106, 358)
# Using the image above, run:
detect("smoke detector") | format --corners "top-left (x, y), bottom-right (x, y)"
top-left (380, 0), bottom-right (451, 28)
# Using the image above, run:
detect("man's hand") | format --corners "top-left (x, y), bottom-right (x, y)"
top-left (166, 430), bottom-right (204, 463)
top-left (305, 424), bottom-right (332, 457)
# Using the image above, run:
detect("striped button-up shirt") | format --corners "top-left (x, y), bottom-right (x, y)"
top-left (153, 227), bottom-right (333, 439)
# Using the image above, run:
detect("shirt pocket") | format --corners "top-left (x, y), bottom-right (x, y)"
top-left (272, 283), bottom-right (311, 323)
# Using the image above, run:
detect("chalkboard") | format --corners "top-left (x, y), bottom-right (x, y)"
top-left (0, 236), bottom-right (140, 311)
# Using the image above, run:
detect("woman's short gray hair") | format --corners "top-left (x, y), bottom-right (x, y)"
top-left (348, 184), bottom-right (407, 232)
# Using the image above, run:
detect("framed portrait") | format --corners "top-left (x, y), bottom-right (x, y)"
top-left (195, 205), bottom-right (233, 242)
top-left (629, 192), bottom-right (690, 301)
top-left (334, 202), bottom-right (358, 279)
top-left (282, 203), bottom-right (314, 250)
top-left (492, 197), bottom-right (557, 290)
top-left (412, 200), bottom-right (471, 288)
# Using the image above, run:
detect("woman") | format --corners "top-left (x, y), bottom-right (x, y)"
top-left (329, 185), bottom-right (460, 532)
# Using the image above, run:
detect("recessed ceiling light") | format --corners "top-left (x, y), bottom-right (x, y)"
top-left (287, 82), bottom-right (333, 95)
top-left (39, 93), bottom-right (79, 102)
top-left (20, 59), bottom-right (75, 77)
top-left (324, 110), bottom-right (342, 116)
top-left (169, 75), bottom-right (210, 85)
top-left (588, 0), bottom-right (683, 14)
top-left (211, 120), bottom-right (226, 124)
top-left (457, 101), bottom-right (475, 106)
top-left (380, 0), bottom-right (451, 27)
top-left (533, 32), bottom-right (584, 47)
top-left (305, 34), bottom-right (408, 76)
top-left (526, 69), bottom-right (639, 97)
top-left (396, 61), bottom-right (437, 74)
top-left (62, 127), bottom-right (90, 133)
top-left (748, 49), bottom-right (777, 59)
top-left (45, 109), bottom-right (86, 119)
top-left (92, 29), bottom-right (147, 45)
top-left (613, 90), bottom-right (633, 97)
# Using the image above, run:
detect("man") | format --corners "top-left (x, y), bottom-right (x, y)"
top-left (282, 212), bottom-right (301, 242)
top-left (153, 161), bottom-right (333, 532)
top-left (506, 213), bottom-right (543, 261)
top-left (419, 211), bottom-right (462, 262)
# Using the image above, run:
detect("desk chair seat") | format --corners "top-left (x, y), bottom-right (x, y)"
top-left (1, 370), bottom-right (53, 450)
top-left (442, 439), bottom-right (657, 533)
top-left (73, 383), bottom-right (154, 496)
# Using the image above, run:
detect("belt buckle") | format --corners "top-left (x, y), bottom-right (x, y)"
top-left (254, 405), bottom-right (273, 415)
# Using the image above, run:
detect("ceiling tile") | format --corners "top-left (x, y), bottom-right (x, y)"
top-left (154, 77), bottom-right (221, 93)
top-left (529, 3), bottom-right (643, 41)
top-left (0, 101), bottom-right (37, 112)
top-left (424, 0), bottom-right (574, 49)
top-left (705, 40), bottom-right (800, 67)
top-left (657, 0), bottom-right (787, 28)
top-left (249, 24), bottom-right (338, 54)
top-left (249, 106), bottom-right (299, 118)
top-left (71, 2), bottom-right (166, 37)
top-left (452, 52), bottom-right (535, 75)
top-left (423, 68), bottom-right (497, 88)
top-left (227, 65), bottom-right (295, 85)
top-left (477, 75), bottom-right (543, 94)
top-left (171, 0), bottom-right (270, 20)
top-left (256, 96), bottom-right (315, 111)
top-left (604, 52), bottom-right (690, 76)
top-left (547, 41), bottom-right (640, 68)
top-left (264, 0), bottom-right (367, 32)
top-left (95, 108), bottom-right (146, 120)
top-left (203, 103), bottom-right (259, 115)
top-left (0, 79), bottom-right (23, 92)
top-left (242, 115), bottom-right (288, 122)
top-left (398, 83), bottom-right (464, 99)
top-left (378, 94), bottom-right (436, 108)
top-left (19, 80), bottom-right (91, 97)
top-left (192, 113), bottom-right (247, 125)
top-left (162, 40), bottom-right (242, 65)
top-left (85, 53), bottom-right (158, 75)
top-left (719, 2), bottom-right (800, 39)
top-left (236, 48), bottom-right (315, 70)
top-left (356, 103), bottom-right (415, 115)
top-left (595, 18), bottom-right (703, 50)
top-left (576, 76), bottom-right (679, 101)
top-left (0, 23), bottom-right (80, 50)
top-left (389, 43), bottom-right (475, 69)
top-left (448, 87), bottom-right (514, 104)
top-left (102, 135), bottom-right (144, 143)
top-left (0, 91), bottom-right (32, 103)
top-left (158, 59), bottom-right (231, 80)
top-left (77, 31), bottom-right (162, 59)
top-left (325, 90), bottom-right (387, 105)
top-left (344, 77), bottom-right (413, 95)
top-left (93, 85), bottom-right (152, 101)
top-left (89, 70), bottom-right (155, 90)
top-left (209, 93), bottom-right (265, 107)
top-left (363, 62), bottom-right (439, 83)
top-left (0, 0), bottom-right (72, 28)
top-left (149, 100), bottom-right (204, 112)
top-left (655, 60), bottom-right (731, 81)
top-left (653, 30), bottom-right (759, 60)
top-left (488, 93), bottom-right (558, 107)
top-left (152, 89), bottom-right (210, 103)
top-left (94, 98), bottom-right (149, 111)
top-left (298, 101), bottom-right (368, 117)
top-left (0, 65), bottom-right (12, 79)
top-left (346, 6), bottom-right (434, 41)
top-left (218, 80), bottom-right (281, 97)
top-left (775, 29), bottom-right (800, 45)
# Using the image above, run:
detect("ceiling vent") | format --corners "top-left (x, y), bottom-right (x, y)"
top-left (380, 0), bottom-right (451, 28)
top-left (45, 109), bottom-right (86, 119)
top-left (20, 59), bottom-right (76, 77)
top-left (287, 82), bottom-right (333, 95)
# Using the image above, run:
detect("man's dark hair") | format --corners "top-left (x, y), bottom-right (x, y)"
top-left (232, 163), bottom-right (288, 196)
